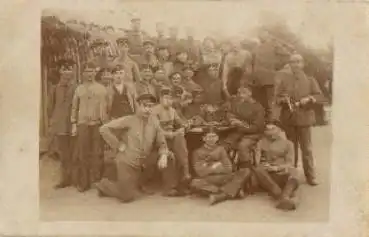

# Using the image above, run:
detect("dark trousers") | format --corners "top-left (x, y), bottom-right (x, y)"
top-left (142, 135), bottom-right (188, 193)
top-left (283, 125), bottom-right (316, 181)
top-left (72, 124), bottom-right (103, 191)
top-left (252, 85), bottom-right (274, 122)
top-left (56, 135), bottom-right (74, 184)
top-left (98, 159), bottom-right (143, 202)
top-left (252, 165), bottom-right (299, 198)
top-left (191, 168), bottom-right (251, 197)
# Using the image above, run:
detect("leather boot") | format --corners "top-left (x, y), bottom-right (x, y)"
top-left (276, 179), bottom-right (299, 211)
top-left (253, 167), bottom-right (282, 199)
top-left (209, 193), bottom-right (229, 205)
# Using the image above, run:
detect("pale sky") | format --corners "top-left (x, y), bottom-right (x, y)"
top-left (43, 2), bottom-right (333, 50)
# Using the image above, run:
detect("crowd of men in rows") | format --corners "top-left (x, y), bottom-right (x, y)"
top-left (47, 17), bottom-right (325, 211)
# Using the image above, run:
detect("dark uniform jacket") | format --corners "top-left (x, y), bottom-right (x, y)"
top-left (227, 97), bottom-right (265, 135)
top-left (193, 145), bottom-right (233, 178)
top-left (252, 41), bottom-right (289, 87)
top-left (49, 82), bottom-right (77, 135)
top-left (274, 69), bottom-right (324, 126)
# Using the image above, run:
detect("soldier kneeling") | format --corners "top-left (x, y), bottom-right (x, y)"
top-left (190, 127), bottom-right (252, 205)
top-left (252, 122), bottom-right (299, 211)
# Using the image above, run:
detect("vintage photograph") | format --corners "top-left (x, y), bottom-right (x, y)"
top-left (39, 2), bottom-right (333, 222)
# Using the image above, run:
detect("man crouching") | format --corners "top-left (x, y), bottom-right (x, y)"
top-left (252, 122), bottom-right (299, 211)
top-left (94, 92), bottom-right (170, 203)
top-left (190, 127), bottom-right (252, 205)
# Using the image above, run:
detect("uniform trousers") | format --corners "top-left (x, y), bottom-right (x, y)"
top-left (72, 124), bottom-right (103, 191)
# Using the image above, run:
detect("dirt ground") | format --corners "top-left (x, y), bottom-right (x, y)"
top-left (39, 125), bottom-right (332, 222)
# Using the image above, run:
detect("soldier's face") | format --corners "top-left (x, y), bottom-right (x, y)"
top-left (142, 69), bottom-right (153, 81)
top-left (155, 70), bottom-right (166, 81)
top-left (177, 52), bottom-right (188, 63)
top-left (203, 132), bottom-right (219, 146)
top-left (131, 20), bottom-right (141, 31)
top-left (118, 43), bottom-right (129, 54)
top-left (171, 74), bottom-right (182, 85)
top-left (113, 70), bottom-right (125, 84)
top-left (183, 69), bottom-right (194, 78)
top-left (238, 87), bottom-right (252, 100)
top-left (138, 101), bottom-right (155, 117)
top-left (144, 44), bottom-right (155, 54)
top-left (265, 125), bottom-right (280, 140)
top-left (289, 55), bottom-right (304, 71)
top-left (158, 49), bottom-right (169, 59)
top-left (161, 95), bottom-right (173, 107)
top-left (83, 71), bottom-right (95, 81)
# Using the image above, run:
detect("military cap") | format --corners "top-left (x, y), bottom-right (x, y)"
top-left (169, 71), bottom-right (183, 79)
top-left (143, 39), bottom-right (155, 46)
top-left (157, 44), bottom-right (169, 50)
top-left (131, 16), bottom-right (141, 22)
top-left (159, 87), bottom-right (174, 97)
top-left (266, 120), bottom-right (282, 129)
top-left (175, 47), bottom-right (188, 55)
top-left (136, 92), bottom-right (157, 103)
top-left (202, 126), bottom-right (219, 135)
top-left (140, 64), bottom-right (154, 72)
top-left (116, 36), bottom-right (129, 45)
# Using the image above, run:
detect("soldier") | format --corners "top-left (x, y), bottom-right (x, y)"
top-left (154, 22), bottom-right (168, 47)
top-left (148, 88), bottom-right (192, 196)
top-left (253, 122), bottom-right (299, 211)
top-left (190, 127), bottom-right (252, 205)
top-left (172, 48), bottom-right (189, 74)
top-left (195, 63), bottom-right (225, 105)
top-left (274, 53), bottom-right (324, 186)
top-left (168, 26), bottom-right (181, 61)
top-left (95, 93), bottom-right (170, 202)
top-left (71, 65), bottom-right (109, 192)
top-left (223, 86), bottom-right (265, 168)
top-left (252, 29), bottom-right (290, 122)
top-left (49, 65), bottom-right (77, 189)
top-left (112, 37), bottom-right (141, 84)
top-left (181, 26), bottom-right (201, 64)
top-left (221, 38), bottom-right (253, 97)
top-left (136, 39), bottom-right (160, 70)
top-left (169, 71), bottom-right (192, 116)
top-left (156, 45), bottom-right (174, 78)
top-left (107, 67), bottom-right (137, 119)
top-left (126, 16), bottom-right (147, 57)
top-left (200, 37), bottom-right (222, 66)
top-left (181, 65), bottom-right (202, 93)
top-left (136, 66), bottom-right (158, 99)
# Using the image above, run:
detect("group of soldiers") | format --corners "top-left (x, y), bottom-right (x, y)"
top-left (47, 16), bottom-right (325, 211)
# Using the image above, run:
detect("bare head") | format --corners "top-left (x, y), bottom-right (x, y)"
top-left (289, 53), bottom-right (304, 72)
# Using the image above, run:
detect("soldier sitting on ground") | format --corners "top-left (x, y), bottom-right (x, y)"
top-left (252, 122), bottom-right (299, 211)
top-left (190, 127), bottom-right (253, 205)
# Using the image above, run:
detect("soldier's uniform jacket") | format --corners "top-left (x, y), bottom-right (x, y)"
top-left (221, 50), bottom-right (253, 85)
top-left (151, 104), bottom-right (186, 133)
top-left (49, 81), bottom-right (77, 135)
top-left (106, 83), bottom-right (137, 119)
top-left (255, 133), bottom-right (294, 168)
top-left (126, 29), bottom-right (149, 55)
top-left (193, 145), bottom-right (233, 178)
top-left (111, 56), bottom-right (141, 83)
top-left (252, 41), bottom-right (289, 86)
top-left (136, 53), bottom-right (160, 71)
top-left (180, 37), bottom-right (201, 63)
top-left (168, 38), bottom-right (182, 61)
top-left (227, 97), bottom-right (265, 135)
top-left (71, 81), bottom-right (109, 125)
top-left (274, 69), bottom-right (324, 126)
top-left (181, 77), bottom-right (202, 94)
top-left (135, 80), bottom-right (158, 100)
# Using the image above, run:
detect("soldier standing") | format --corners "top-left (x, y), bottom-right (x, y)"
top-left (49, 65), bottom-right (77, 189)
top-left (274, 53), bottom-right (324, 186)
top-left (71, 65), bottom-right (109, 192)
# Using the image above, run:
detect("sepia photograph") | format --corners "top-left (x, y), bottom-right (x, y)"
top-left (38, 2), bottom-right (333, 222)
